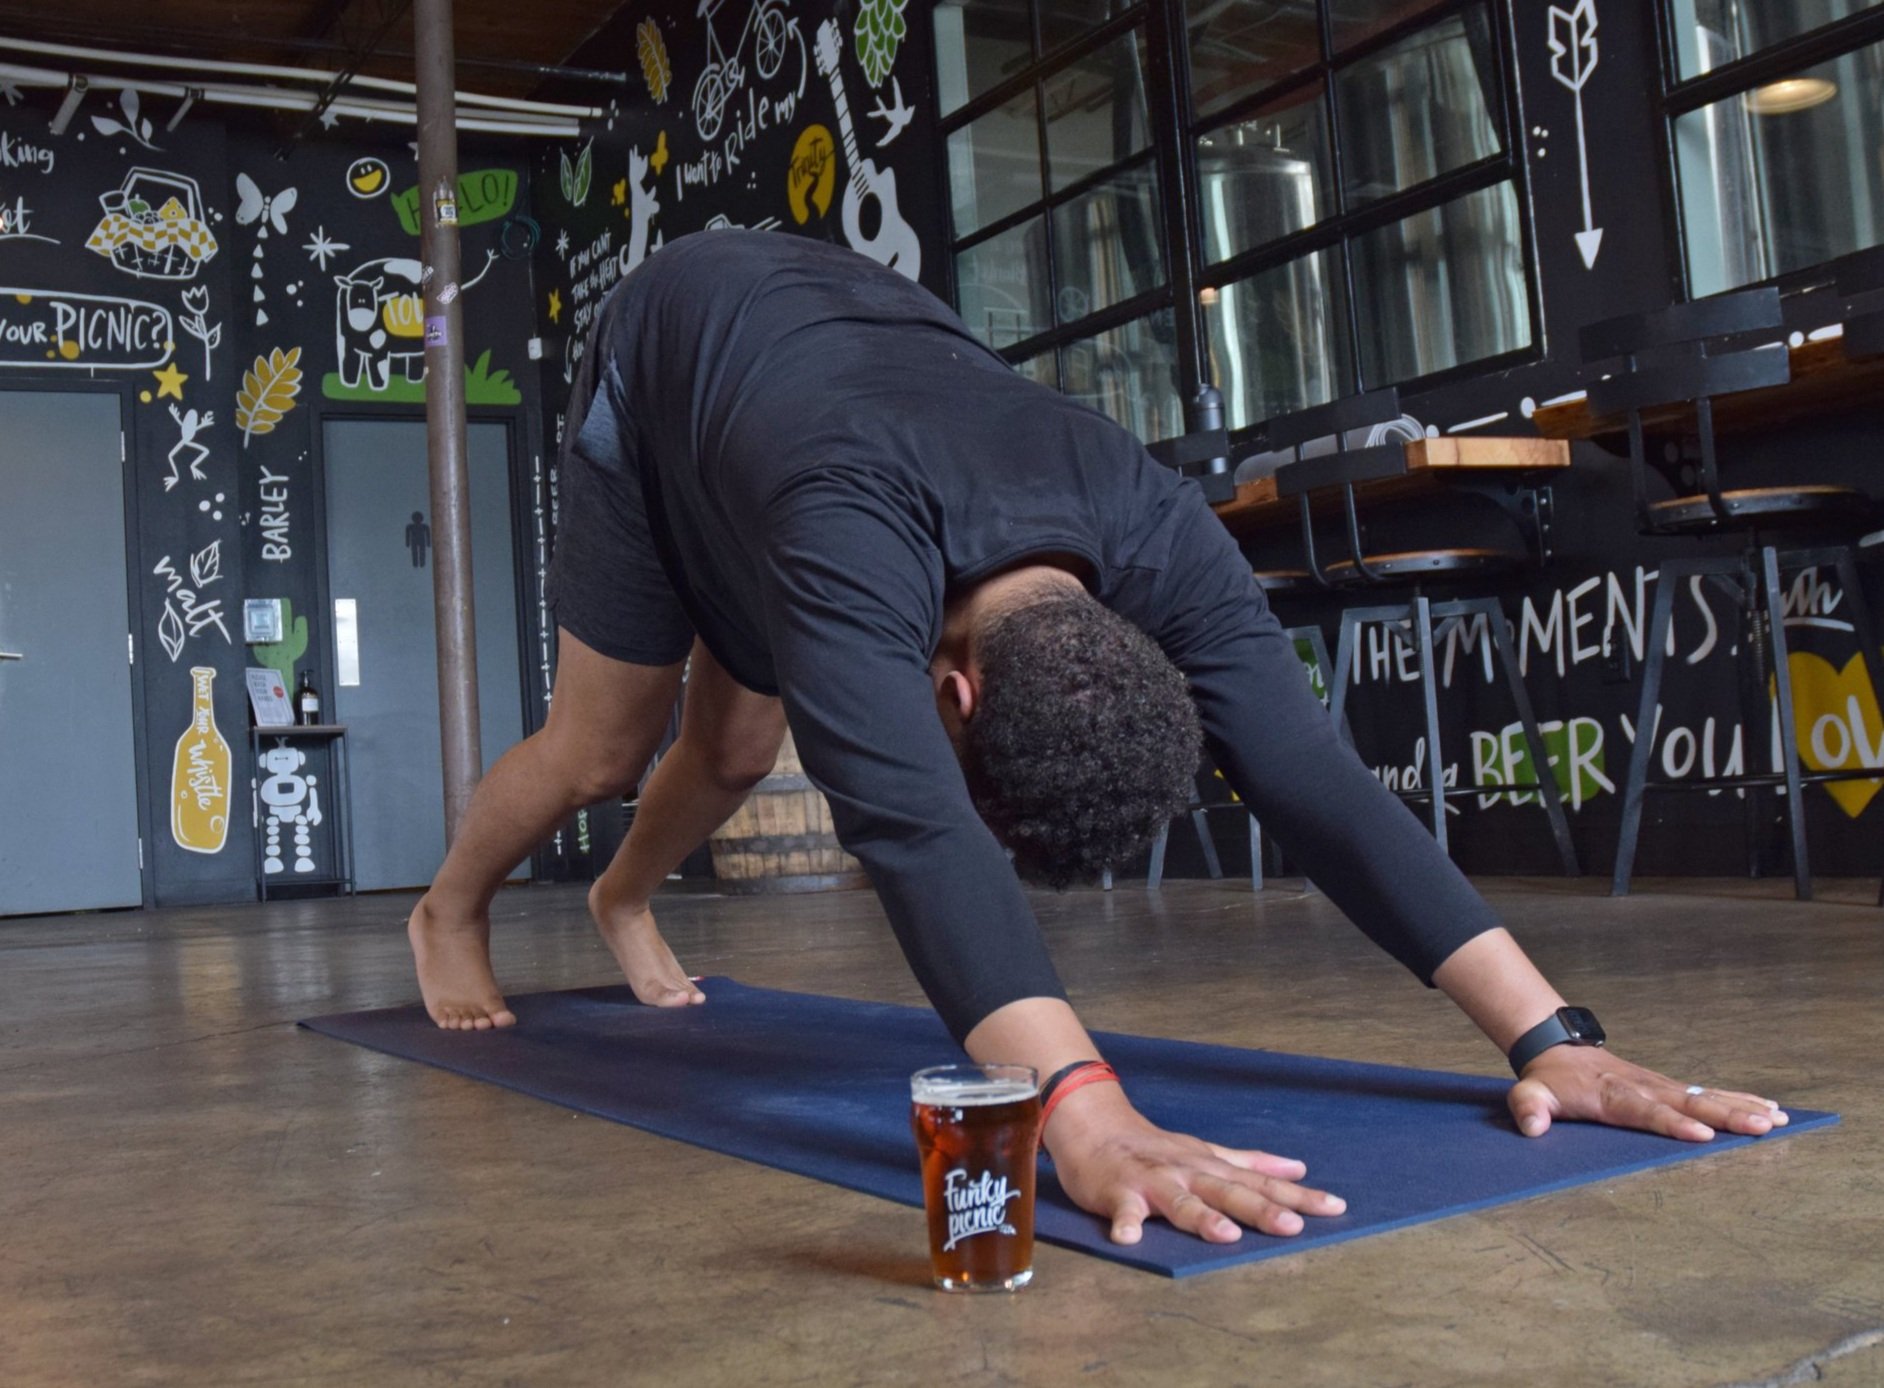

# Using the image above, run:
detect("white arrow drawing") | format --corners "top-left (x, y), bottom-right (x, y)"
top-left (1547, 0), bottom-right (1603, 270)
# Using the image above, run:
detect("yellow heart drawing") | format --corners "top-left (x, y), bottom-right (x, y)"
top-left (1783, 651), bottom-right (1884, 817)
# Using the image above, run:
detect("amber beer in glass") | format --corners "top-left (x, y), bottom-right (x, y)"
top-left (909, 1064), bottom-right (1040, 1292)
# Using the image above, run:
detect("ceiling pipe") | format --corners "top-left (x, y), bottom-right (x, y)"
top-left (0, 63), bottom-right (581, 137)
top-left (1, 33), bottom-right (602, 118)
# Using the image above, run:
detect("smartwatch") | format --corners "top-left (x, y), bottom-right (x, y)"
top-left (1507, 1006), bottom-right (1606, 1076)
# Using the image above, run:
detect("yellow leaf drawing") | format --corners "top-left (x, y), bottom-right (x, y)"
top-left (237, 347), bottom-right (304, 447)
top-left (637, 20), bottom-right (672, 105)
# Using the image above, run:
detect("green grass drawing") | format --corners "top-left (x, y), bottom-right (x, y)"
top-left (319, 350), bottom-right (522, 405)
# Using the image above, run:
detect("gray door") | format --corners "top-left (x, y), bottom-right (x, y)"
top-left (0, 390), bottom-right (143, 915)
top-left (323, 419), bottom-right (529, 891)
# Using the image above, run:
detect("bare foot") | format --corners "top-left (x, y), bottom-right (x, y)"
top-left (589, 882), bottom-right (705, 1007)
top-left (407, 895), bottom-right (518, 1030)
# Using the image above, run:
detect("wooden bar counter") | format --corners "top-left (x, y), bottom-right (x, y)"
top-left (1210, 435), bottom-right (1571, 535)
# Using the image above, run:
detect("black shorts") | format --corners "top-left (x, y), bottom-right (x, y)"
top-left (545, 359), bottom-right (695, 668)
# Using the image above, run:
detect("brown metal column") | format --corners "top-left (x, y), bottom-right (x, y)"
top-left (413, 0), bottom-right (481, 841)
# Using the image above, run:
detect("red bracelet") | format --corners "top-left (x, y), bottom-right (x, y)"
top-left (1038, 1061), bottom-right (1120, 1137)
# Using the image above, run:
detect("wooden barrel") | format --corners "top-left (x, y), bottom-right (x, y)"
top-left (708, 731), bottom-right (868, 894)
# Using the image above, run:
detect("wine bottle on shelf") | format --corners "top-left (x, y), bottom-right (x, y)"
top-left (296, 671), bottom-right (322, 727)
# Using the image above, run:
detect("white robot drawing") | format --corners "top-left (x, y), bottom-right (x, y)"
top-left (257, 739), bottom-right (323, 874)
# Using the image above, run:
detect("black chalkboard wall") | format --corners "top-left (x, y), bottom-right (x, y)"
top-left (4, 0), bottom-right (1882, 909)
top-left (0, 91), bottom-right (544, 905)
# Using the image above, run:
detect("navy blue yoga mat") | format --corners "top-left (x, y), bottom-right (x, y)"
top-left (301, 978), bottom-right (1836, 1277)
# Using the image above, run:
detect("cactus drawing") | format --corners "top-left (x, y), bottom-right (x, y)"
top-left (253, 599), bottom-right (309, 689)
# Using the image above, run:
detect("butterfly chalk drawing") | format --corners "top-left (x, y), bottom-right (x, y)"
top-left (236, 172), bottom-right (300, 326)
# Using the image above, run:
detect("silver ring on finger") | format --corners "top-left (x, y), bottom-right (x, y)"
top-left (1685, 1084), bottom-right (1705, 1096)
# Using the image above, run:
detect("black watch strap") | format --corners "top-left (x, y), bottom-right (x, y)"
top-left (1507, 1007), bottom-right (1606, 1076)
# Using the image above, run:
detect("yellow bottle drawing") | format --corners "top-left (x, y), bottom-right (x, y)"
top-left (171, 666), bottom-right (231, 854)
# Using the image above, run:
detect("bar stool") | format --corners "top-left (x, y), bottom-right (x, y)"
top-left (1143, 624), bottom-right (1336, 891)
top-left (1583, 286), bottom-right (1884, 898)
top-left (1269, 389), bottom-right (1579, 875)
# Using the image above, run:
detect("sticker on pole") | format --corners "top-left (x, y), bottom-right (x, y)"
top-left (424, 315), bottom-right (448, 347)
top-left (433, 184), bottom-right (459, 227)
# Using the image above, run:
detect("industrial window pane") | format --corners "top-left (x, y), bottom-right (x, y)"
top-left (1330, 0), bottom-right (1450, 52)
top-left (956, 219), bottom-right (1053, 350)
top-left (1668, 0), bottom-right (1884, 81)
top-left (1052, 164), bottom-right (1165, 323)
top-left (1674, 38), bottom-right (1884, 295)
top-left (1060, 309), bottom-right (1183, 440)
top-left (1015, 350), bottom-right (1060, 388)
top-left (1043, 28), bottom-right (1152, 190)
top-left (1335, 8), bottom-right (1501, 206)
top-left (934, 0), bottom-right (1036, 116)
top-left (1204, 249), bottom-right (1355, 429)
top-left (1185, 0), bottom-right (1322, 120)
top-left (1039, 0), bottom-right (1125, 55)
top-left (1351, 180), bottom-right (1531, 385)
top-left (1197, 82), bottom-right (1332, 263)
top-left (947, 89), bottom-right (1042, 236)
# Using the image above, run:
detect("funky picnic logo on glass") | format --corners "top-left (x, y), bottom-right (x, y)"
top-left (941, 1168), bottom-right (1020, 1252)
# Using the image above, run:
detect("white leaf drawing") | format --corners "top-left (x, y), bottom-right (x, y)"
top-left (157, 602), bottom-right (185, 662)
top-left (189, 540), bottom-right (222, 589)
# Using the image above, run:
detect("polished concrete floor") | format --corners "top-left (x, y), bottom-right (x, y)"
top-left (2, 875), bottom-right (1881, 1388)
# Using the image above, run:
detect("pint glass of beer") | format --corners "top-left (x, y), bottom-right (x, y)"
top-left (909, 1063), bottom-right (1040, 1292)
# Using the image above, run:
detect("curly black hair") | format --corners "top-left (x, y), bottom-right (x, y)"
top-left (960, 590), bottom-right (1202, 889)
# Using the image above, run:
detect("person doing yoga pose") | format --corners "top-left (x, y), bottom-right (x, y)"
top-left (407, 231), bottom-right (1785, 1246)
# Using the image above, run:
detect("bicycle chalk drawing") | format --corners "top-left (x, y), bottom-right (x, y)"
top-left (693, 0), bottom-right (793, 143)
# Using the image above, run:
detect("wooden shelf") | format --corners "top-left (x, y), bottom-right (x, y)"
top-left (1532, 336), bottom-right (1884, 441)
top-left (1210, 436), bottom-right (1571, 535)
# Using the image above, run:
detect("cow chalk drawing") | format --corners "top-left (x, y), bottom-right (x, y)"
top-left (331, 250), bottom-right (499, 392)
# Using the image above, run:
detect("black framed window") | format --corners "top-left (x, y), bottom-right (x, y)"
top-left (933, 0), bottom-right (1535, 441)
top-left (936, 1), bottom-right (1183, 441)
top-left (1188, 0), bottom-right (1535, 432)
top-left (1661, 2), bottom-right (1884, 296)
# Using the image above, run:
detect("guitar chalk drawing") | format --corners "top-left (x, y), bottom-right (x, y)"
top-left (1547, 0), bottom-right (1603, 270)
top-left (813, 18), bottom-right (920, 279)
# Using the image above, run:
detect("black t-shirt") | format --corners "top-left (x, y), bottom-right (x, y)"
top-left (580, 231), bottom-right (1499, 1041)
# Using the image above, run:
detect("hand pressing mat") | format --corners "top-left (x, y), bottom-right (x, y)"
top-left (301, 978), bottom-right (1836, 1277)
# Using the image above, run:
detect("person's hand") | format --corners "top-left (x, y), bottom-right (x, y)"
top-left (1509, 1046), bottom-right (1788, 1142)
top-left (1044, 1085), bottom-right (1345, 1244)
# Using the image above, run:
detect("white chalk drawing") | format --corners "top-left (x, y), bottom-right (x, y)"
top-left (153, 541), bottom-right (231, 662)
top-left (236, 172), bottom-right (299, 328)
top-left (85, 168), bottom-right (219, 281)
top-left (854, 0), bottom-right (908, 88)
top-left (0, 288), bottom-right (173, 369)
top-left (0, 193), bottom-right (57, 243)
top-left (559, 139), bottom-right (594, 207)
top-left (345, 157), bottom-right (390, 199)
top-left (1547, 0), bottom-right (1604, 270)
top-left (164, 404), bottom-right (214, 492)
top-left (705, 212), bottom-right (782, 233)
top-left (257, 740), bottom-right (323, 875)
top-left (867, 76), bottom-right (914, 147)
top-left (258, 465), bottom-right (292, 561)
top-left (555, 228), bottom-right (571, 258)
top-left (813, 20), bottom-right (920, 279)
top-left (178, 286), bottom-right (220, 381)
top-left (90, 88), bottom-right (160, 151)
top-left (198, 490), bottom-right (225, 521)
top-left (695, 0), bottom-right (793, 142)
top-left (327, 253), bottom-right (494, 394)
top-left (0, 131), bottom-right (55, 175)
top-left (302, 225), bottom-right (349, 271)
top-left (637, 19), bottom-right (674, 104)
top-left (1, 79), bottom-right (22, 107)
top-left (561, 149), bottom-right (662, 383)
